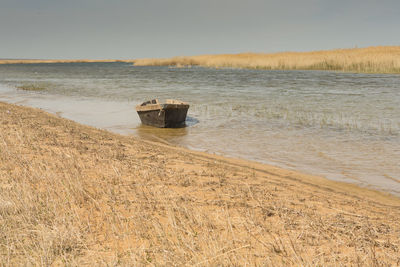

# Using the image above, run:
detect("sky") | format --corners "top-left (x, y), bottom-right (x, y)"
top-left (0, 0), bottom-right (399, 59)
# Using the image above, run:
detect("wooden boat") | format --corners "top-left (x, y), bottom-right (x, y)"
top-left (136, 99), bottom-right (190, 128)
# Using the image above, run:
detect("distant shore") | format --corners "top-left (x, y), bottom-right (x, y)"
top-left (0, 59), bottom-right (134, 64)
top-left (2, 46), bottom-right (399, 74)
top-left (1, 101), bottom-right (399, 265)
top-left (133, 46), bottom-right (400, 74)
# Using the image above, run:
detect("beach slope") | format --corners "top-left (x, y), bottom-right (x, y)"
top-left (0, 102), bottom-right (399, 265)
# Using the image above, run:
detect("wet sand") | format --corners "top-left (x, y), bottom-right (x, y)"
top-left (1, 102), bottom-right (399, 265)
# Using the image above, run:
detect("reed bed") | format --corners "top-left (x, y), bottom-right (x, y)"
top-left (133, 46), bottom-right (400, 74)
top-left (1, 102), bottom-right (399, 265)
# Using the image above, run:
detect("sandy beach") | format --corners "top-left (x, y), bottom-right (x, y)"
top-left (1, 101), bottom-right (399, 265)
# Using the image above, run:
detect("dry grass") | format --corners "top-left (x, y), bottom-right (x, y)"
top-left (133, 46), bottom-right (400, 74)
top-left (1, 102), bottom-right (400, 265)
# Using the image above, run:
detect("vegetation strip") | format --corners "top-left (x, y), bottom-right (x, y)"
top-left (133, 46), bottom-right (400, 74)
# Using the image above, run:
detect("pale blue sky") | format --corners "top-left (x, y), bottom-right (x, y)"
top-left (0, 0), bottom-right (399, 59)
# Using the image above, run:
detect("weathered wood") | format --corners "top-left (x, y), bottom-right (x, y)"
top-left (136, 99), bottom-right (189, 128)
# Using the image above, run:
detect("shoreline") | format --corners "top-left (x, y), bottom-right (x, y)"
top-left (2, 46), bottom-right (400, 74)
top-left (1, 102), bottom-right (399, 265)
top-left (0, 59), bottom-right (135, 64)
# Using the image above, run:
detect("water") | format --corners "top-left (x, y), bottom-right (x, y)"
top-left (1, 62), bottom-right (399, 195)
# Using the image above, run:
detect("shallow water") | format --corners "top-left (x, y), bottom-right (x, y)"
top-left (1, 62), bottom-right (399, 195)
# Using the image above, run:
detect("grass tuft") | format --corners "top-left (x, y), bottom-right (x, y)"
top-left (17, 83), bottom-right (47, 91)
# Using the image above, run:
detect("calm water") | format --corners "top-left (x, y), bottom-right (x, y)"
top-left (1, 62), bottom-right (399, 195)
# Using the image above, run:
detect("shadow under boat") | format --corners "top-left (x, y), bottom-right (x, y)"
top-left (135, 114), bottom-right (199, 146)
top-left (135, 124), bottom-right (187, 144)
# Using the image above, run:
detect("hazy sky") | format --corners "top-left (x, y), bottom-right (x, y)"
top-left (1, 0), bottom-right (399, 59)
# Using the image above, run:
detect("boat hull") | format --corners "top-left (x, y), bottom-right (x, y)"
top-left (137, 103), bottom-right (189, 128)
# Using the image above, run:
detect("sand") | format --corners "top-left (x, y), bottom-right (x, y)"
top-left (0, 101), bottom-right (399, 265)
